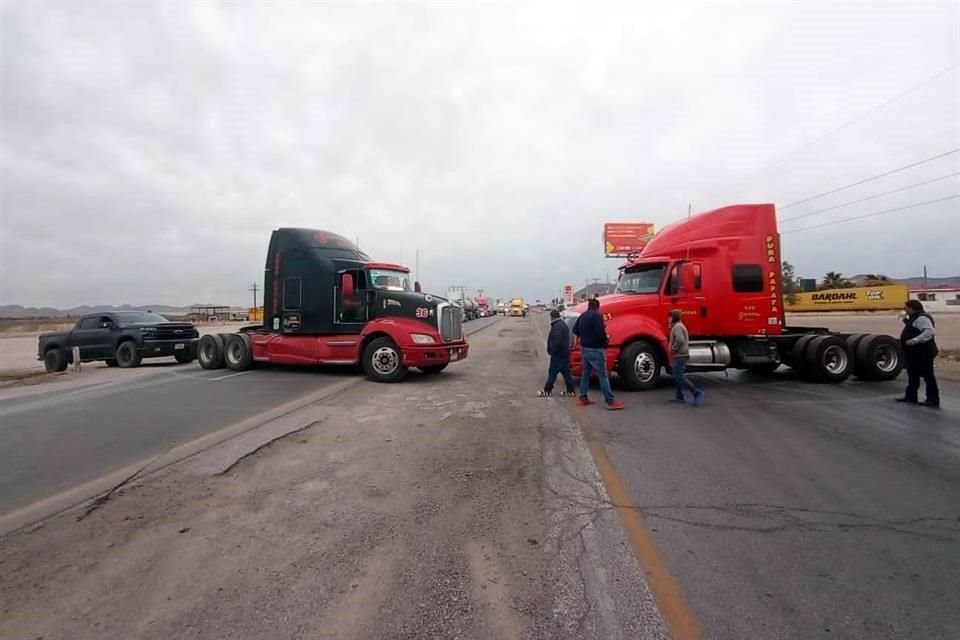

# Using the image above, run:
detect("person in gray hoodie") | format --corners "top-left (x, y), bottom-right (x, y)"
top-left (669, 309), bottom-right (704, 406)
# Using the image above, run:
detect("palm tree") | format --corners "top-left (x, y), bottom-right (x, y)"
top-left (820, 271), bottom-right (854, 290)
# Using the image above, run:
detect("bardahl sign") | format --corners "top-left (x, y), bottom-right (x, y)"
top-left (603, 223), bottom-right (656, 257)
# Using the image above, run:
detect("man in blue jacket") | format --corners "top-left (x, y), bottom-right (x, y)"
top-left (540, 309), bottom-right (576, 397)
top-left (573, 298), bottom-right (624, 410)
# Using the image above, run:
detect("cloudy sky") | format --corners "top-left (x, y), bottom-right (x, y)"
top-left (1, 1), bottom-right (958, 308)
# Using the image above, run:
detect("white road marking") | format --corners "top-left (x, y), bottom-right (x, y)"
top-left (209, 371), bottom-right (253, 381)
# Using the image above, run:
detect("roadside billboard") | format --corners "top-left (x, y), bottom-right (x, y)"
top-left (603, 223), bottom-right (656, 257)
top-left (563, 284), bottom-right (574, 305)
top-left (784, 285), bottom-right (908, 312)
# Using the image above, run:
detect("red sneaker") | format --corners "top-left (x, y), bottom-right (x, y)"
top-left (606, 400), bottom-right (625, 411)
top-left (578, 397), bottom-right (596, 406)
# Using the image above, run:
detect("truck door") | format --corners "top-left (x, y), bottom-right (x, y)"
top-left (335, 269), bottom-right (368, 326)
top-left (664, 262), bottom-right (708, 336)
top-left (72, 316), bottom-right (109, 360)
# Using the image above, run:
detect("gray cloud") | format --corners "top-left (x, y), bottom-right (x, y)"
top-left (1, 1), bottom-right (958, 308)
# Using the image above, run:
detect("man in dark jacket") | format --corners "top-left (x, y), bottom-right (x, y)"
top-left (896, 300), bottom-right (940, 408)
top-left (540, 309), bottom-right (576, 397)
top-left (573, 298), bottom-right (624, 410)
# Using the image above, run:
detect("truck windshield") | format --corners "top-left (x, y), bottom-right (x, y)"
top-left (616, 264), bottom-right (667, 294)
top-left (114, 312), bottom-right (170, 326)
top-left (368, 269), bottom-right (412, 292)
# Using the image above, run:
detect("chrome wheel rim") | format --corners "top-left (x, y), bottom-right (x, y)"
top-left (634, 352), bottom-right (656, 383)
top-left (874, 344), bottom-right (899, 373)
top-left (227, 341), bottom-right (243, 363)
top-left (823, 345), bottom-right (849, 374)
top-left (372, 346), bottom-right (399, 375)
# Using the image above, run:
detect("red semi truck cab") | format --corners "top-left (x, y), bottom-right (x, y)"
top-left (197, 228), bottom-right (468, 382)
top-left (567, 203), bottom-right (903, 390)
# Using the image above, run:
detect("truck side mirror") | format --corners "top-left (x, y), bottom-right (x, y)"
top-left (680, 264), bottom-right (696, 292)
top-left (414, 281), bottom-right (422, 293)
top-left (342, 273), bottom-right (355, 298)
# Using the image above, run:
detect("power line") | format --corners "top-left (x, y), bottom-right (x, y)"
top-left (780, 148), bottom-right (960, 210)
top-left (780, 172), bottom-right (960, 223)
top-left (750, 62), bottom-right (960, 178)
top-left (782, 195), bottom-right (960, 234)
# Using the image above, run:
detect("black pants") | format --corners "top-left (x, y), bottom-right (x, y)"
top-left (545, 354), bottom-right (575, 393)
top-left (904, 352), bottom-right (939, 404)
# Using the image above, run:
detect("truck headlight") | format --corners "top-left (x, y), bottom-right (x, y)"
top-left (411, 333), bottom-right (436, 345)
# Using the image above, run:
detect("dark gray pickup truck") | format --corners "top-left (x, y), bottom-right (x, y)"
top-left (37, 311), bottom-right (199, 372)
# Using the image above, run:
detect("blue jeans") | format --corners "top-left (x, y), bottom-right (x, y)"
top-left (579, 347), bottom-right (615, 404)
top-left (545, 354), bottom-right (575, 393)
top-left (672, 355), bottom-right (700, 399)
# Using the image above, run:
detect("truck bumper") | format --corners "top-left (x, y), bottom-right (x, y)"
top-left (402, 342), bottom-right (469, 367)
top-left (570, 347), bottom-right (619, 377)
top-left (141, 338), bottom-right (199, 357)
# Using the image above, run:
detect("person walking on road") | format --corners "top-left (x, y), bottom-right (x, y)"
top-left (669, 309), bottom-right (704, 407)
top-left (573, 298), bottom-right (624, 410)
top-left (896, 300), bottom-right (940, 408)
top-left (539, 309), bottom-right (576, 397)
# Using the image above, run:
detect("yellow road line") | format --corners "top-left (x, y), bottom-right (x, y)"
top-left (572, 404), bottom-right (703, 640)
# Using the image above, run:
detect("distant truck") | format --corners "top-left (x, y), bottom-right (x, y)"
top-left (510, 298), bottom-right (526, 317)
top-left (37, 311), bottom-right (199, 372)
top-left (565, 204), bottom-right (905, 390)
top-left (196, 228), bottom-right (468, 382)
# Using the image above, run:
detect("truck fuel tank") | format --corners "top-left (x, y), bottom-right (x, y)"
top-left (688, 341), bottom-right (732, 367)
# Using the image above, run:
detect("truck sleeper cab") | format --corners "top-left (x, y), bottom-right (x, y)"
top-left (566, 204), bottom-right (903, 391)
top-left (196, 229), bottom-right (468, 382)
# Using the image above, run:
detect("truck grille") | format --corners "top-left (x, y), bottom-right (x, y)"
top-left (440, 305), bottom-right (463, 342)
top-left (149, 325), bottom-right (196, 340)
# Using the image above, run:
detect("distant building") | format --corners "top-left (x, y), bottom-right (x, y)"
top-left (910, 287), bottom-right (960, 313)
top-left (573, 283), bottom-right (616, 301)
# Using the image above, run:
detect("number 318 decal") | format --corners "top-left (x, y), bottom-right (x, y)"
top-left (415, 307), bottom-right (430, 318)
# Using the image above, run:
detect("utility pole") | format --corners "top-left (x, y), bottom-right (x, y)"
top-left (249, 283), bottom-right (260, 309)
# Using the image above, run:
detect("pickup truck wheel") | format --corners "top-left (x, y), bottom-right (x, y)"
top-left (619, 340), bottom-right (661, 391)
top-left (115, 341), bottom-right (142, 368)
top-left (855, 335), bottom-right (903, 381)
top-left (419, 364), bottom-right (447, 374)
top-left (174, 350), bottom-right (195, 364)
top-left (197, 334), bottom-right (225, 369)
top-left (805, 335), bottom-right (852, 383)
top-left (105, 359), bottom-right (119, 367)
top-left (224, 334), bottom-right (253, 371)
top-left (44, 348), bottom-right (68, 373)
top-left (362, 337), bottom-right (407, 383)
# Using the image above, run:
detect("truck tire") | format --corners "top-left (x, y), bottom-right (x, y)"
top-left (44, 348), bottom-right (68, 373)
top-left (855, 335), bottom-right (903, 381)
top-left (618, 340), bottom-right (661, 391)
top-left (115, 340), bottom-right (142, 368)
top-left (790, 335), bottom-right (818, 377)
top-left (419, 364), bottom-right (448, 374)
top-left (845, 333), bottom-right (869, 357)
top-left (197, 334), bottom-right (226, 370)
top-left (805, 335), bottom-right (853, 383)
top-left (362, 337), bottom-right (408, 383)
top-left (224, 334), bottom-right (253, 371)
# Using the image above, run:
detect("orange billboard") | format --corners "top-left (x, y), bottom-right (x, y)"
top-left (603, 223), bottom-right (656, 257)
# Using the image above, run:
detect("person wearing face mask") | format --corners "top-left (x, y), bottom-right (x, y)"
top-left (896, 300), bottom-right (939, 408)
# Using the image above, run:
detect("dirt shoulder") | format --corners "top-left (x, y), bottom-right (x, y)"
top-left (0, 318), bottom-right (664, 640)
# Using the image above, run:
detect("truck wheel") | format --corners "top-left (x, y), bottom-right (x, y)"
top-left (805, 335), bottom-right (852, 383)
top-left (619, 340), bottom-right (661, 391)
top-left (790, 335), bottom-right (818, 377)
top-left (115, 341), bottom-right (142, 368)
top-left (855, 335), bottom-right (903, 381)
top-left (362, 337), bottom-right (408, 383)
top-left (44, 348), bottom-right (68, 373)
top-left (197, 334), bottom-right (225, 369)
top-left (224, 334), bottom-right (253, 371)
top-left (419, 364), bottom-right (448, 374)
top-left (845, 333), bottom-right (869, 356)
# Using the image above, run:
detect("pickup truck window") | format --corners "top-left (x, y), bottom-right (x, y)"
top-left (732, 264), bottom-right (764, 293)
top-left (78, 317), bottom-right (100, 329)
